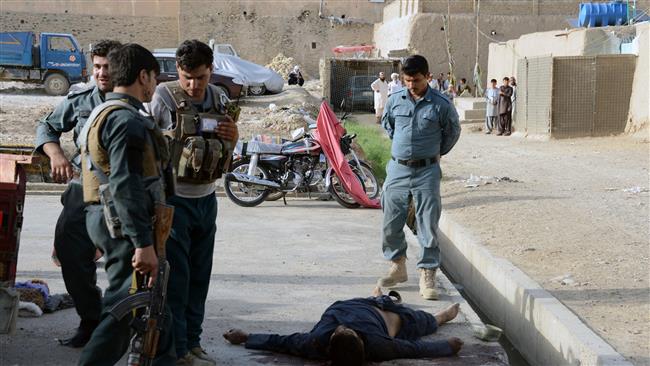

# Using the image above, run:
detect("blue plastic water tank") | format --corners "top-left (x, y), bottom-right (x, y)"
top-left (579, 1), bottom-right (628, 27)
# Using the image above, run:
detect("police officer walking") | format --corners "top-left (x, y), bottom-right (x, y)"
top-left (146, 40), bottom-right (239, 366)
top-left (34, 39), bottom-right (122, 347)
top-left (78, 43), bottom-right (175, 366)
top-left (377, 55), bottom-right (461, 300)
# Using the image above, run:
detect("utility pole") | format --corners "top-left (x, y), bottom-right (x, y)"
top-left (473, 0), bottom-right (484, 97)
top-left (444, 0), bottom-right (456, 90)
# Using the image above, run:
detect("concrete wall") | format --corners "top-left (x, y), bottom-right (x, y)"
top-left (374, 12), bottom-right (570, 84)
top-left (487, 26), bottom-right (638, 82)
top-left (419, 0), bottom-right (650, 16)
top-left (180, 0), bottom-right (384, 23)
top-left (376, 0), bottom-right (650, 82)
top-left (627, 22), bottom-right (649, 133)
top-left (488, 23), bottom-right (649, 134)
top-left (0, 11), bottom-right (178, 51)
top-left (0, 0), bottom-right (178, 17)
top-left (373, 14), bottom-right (414, 57)
top-left (178, 1), bottom-right (376, 77)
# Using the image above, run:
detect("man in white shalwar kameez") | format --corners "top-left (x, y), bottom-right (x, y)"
top-left (484, 79), bottom-right (499, 134)
top-left (371, 72), bottom-right (389, 124)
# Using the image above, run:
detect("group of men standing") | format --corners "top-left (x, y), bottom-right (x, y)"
top-left (35, 39), bottom-right (237, 366)
top-left (34, 42), bottom-right (461, 365)
top-left (484, 77), bottom-right (516, 136)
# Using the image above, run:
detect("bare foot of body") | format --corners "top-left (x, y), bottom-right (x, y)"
top-left (448, 337), bottom-right (464, 354)
top-left (372, 286), bottom-right (383, 297)
top-left (435, 303), bottom-right (460, 325)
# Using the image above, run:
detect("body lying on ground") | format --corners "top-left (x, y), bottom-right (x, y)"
top-left (223, 288), bottom-right (462, 366)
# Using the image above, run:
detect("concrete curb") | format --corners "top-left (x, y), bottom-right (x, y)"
top-left (436, 211), bottom-right (632, 366)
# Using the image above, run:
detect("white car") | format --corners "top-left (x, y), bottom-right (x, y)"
top-left (213, 54), bottom-right (284, 96)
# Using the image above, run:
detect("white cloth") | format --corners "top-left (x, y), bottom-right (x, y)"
top-left (428, 79), bottom-right (439, 91)
top-left (443, 79), bottom-right (450, 91)
top-left (370, 78), bottom-right (389, 110)
top-left (485, 87), bottom-right (499, 117)
top-left (388, 80), bottom-right (403, 96)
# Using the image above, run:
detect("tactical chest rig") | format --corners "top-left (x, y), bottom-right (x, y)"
top-left (162, 81), bottom-right (234, 184)
top-left (79, 99), bottom-right (169, 238)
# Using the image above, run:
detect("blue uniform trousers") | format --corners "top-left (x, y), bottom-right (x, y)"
top-left (79, 207), bottom-right (175, 366)
top-left (54, 181), bottom-right (102, 323)
top-left (381, 160), bottom-right (442, 269)
top-left (166, 193), bottom-right (218, 358)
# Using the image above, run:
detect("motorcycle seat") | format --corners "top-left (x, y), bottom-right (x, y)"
top-left (244, 141), bottom-right (284, 155)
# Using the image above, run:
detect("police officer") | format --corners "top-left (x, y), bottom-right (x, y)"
top-left (146, 39), bottom-right (239, 366)
top-left (78, 43), bottom-right (175, 366)
top-left (34, 39), bottom-right (122, 347)
top-left (377, 55), bottom-right (461, 300)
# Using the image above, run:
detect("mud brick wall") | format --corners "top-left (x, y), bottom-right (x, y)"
top-left (0, 11), bottom-right (178, 52)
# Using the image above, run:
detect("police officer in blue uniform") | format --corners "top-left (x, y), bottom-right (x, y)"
top-left (377, 55), bottom-right (461, 300)
top-left (34, 40), bottom-right (121, 347)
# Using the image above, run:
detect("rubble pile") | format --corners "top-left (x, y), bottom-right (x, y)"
top-left (266, 53), bottom-right (295, 80)
top-left (0, 104), bottom-right (56, 145)
top-left (260, 102), bottom-right (318, 132)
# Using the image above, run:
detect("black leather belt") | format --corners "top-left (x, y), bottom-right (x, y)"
top-left (392, 156), bottom-right (439, 168)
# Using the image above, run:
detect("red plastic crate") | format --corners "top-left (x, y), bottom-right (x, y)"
top-left (0, 155), bottom-right (29, 287)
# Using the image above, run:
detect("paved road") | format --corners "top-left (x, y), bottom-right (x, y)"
top-left (1, 195), bottom-right (505, 365)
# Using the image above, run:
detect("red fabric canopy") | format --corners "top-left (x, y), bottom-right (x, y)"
top-left (332, 45), bottom-right (375, 54)
top-left (313, 102), bottom-right (381, 209)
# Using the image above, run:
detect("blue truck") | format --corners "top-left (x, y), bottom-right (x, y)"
top-left (0, 32), bottom-right (87, 95)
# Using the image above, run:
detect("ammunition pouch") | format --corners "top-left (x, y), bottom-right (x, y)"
top-left (162, 81), bottom-right (236, 184)
top-left (98, 183), bottom-right (123, 239)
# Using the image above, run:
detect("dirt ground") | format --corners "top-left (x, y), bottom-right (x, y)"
top-left (441, 131), bottom-right (650, 365)
top-left (0, 82), bottom-right (321, 155)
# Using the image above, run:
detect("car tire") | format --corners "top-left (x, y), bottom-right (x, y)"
top-left (248, 85), bottom-right (266, 96)
top-left (213, 85), bottom-right (230, 99)
top-left (44, 74), bottom-right (70, 96)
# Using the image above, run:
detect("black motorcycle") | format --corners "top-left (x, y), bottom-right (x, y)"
top-left (224, 126), bottom-right (378, 208)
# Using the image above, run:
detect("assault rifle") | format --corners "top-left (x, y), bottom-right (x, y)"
top-left (109, 202), bottom-right (174, 366)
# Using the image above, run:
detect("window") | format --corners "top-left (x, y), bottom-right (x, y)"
top-left (157, 58), bottom-right (175, 73)
top-left (216, 45), bottom-right (235, 56)
top-left (48, 36), bottom-right (75, 52)
top-left (163, 59), bottom-right (175, 73)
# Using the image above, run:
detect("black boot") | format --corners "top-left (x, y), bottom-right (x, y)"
top-left (58, 319), bottom-right (99, 348)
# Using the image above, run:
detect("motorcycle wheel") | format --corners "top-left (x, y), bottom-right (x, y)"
top-left (224, 160), bottom-right (272, 207)
top-left (350, 160), bottom-right (380, 199)
top-left (328, 171), bottom-right (366, 209)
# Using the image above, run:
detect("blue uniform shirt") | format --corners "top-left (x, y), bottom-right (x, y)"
top-left (35, 86), bottom-right (105, 158)
top-left (382, 86), bottom-right (461, 160)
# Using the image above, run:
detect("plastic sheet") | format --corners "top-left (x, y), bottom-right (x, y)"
top-left (313, 102), bottom-right (380, 209)
top-left (213, 54), bottom-right (284, 93)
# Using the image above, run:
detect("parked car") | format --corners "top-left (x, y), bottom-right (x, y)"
top-left (153, 52), bottom-right (244, 99)
top-left (344, 75), bottom-right (376, 112)
top-left (213, 54), bottom-right (283, 96)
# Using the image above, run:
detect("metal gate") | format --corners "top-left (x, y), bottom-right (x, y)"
top-left (327, 59), bottom-right (401, 112)
top-left (516, 56), bottom-right (553, 135)
top-left (516, 54), bottom-right (636, 138)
